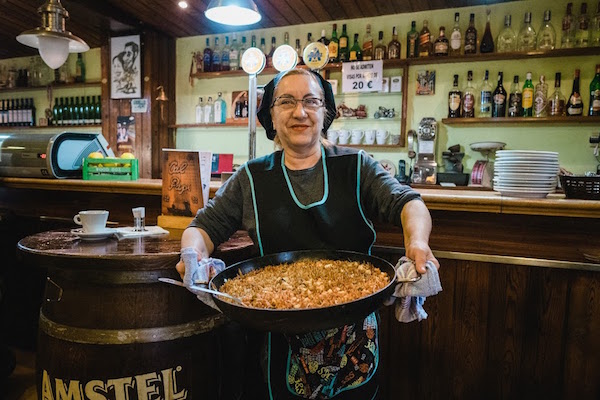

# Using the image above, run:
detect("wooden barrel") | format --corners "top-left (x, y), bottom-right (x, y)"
top-left (17, 230), bottom-right (255, 400)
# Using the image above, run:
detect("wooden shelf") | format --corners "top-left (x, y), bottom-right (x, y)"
top-left (442, 116), bottom-right (600, 125)
top-left (0, 81), bottom-right (102, 94)
top-left (341, 144), bottom-right (401, 148)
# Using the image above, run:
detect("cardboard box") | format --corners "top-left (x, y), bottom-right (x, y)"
top-left (390, 76), bottom-right (402, 93)
top-left (379, 77), bottom-right (390, 93)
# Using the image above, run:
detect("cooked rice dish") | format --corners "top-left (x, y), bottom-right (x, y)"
top-left (220, 259), bottom-right (390, 309)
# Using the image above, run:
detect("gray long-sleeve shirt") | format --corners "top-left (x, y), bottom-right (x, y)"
top-left (190, 146), bottom-right (421, 248)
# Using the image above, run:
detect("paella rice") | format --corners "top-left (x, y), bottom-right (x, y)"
top-left (219, 259), bottom-right (390, 309)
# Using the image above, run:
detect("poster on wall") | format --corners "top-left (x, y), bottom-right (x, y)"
top-left (116, 116), bottom-right (135, 155)
top-left (111, 35), bottom-right (141, 99)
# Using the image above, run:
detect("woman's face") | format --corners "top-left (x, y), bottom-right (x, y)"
top-left (270, 74), bottom-right (325, 151)
top-left (113, 59), bottom-right (123, 80)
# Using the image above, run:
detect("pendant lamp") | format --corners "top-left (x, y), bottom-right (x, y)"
top-left (17, 0), bottom-right (90, 70)
top-left (204, 0), bottom-right (262, 26)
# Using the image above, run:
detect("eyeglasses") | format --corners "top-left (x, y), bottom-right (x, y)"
top-left (272, 96), bottom-right (325, 110)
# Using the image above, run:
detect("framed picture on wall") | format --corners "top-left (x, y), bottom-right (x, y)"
top-left (110, 35), bottom-right (141, 99)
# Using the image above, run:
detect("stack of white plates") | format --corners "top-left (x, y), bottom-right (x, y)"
top-left (493, 150), bottom-right (560, 198)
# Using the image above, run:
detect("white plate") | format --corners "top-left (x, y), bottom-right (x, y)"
top-left (496, 155), bottom-right (559, 162)
top-left (470, 141), bottom-right (506, 152)
top-left (71, 228), bottom-right (116, 241)
top-left (379, 159), bottom-right (397, 176)
top-left (494, 172), bottom-right (557, 180)
top-left (496, 150), bottom-right (559, 157)
top-left (496, 190), bottom-right (551, 198)
top-left (494, 167), bottom-right (560, 173)
top-left (493, 185), bottom-right (555, 193)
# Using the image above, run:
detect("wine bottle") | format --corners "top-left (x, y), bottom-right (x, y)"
top-left (349, 33), bottom-right (363, 61)
top-left (339, 24), bottom-right (349, 62)
top-left (464, 13), bottom-right (478, 54)
top-left (492, 72), bottom-right (507, 117)
top-left (448, 74), bottom-right (462, 118)
top-left (479, 70), bottom-right (493, 117)
top-left (549, 72), bottom-right (566, 116)
top-left (566, 69), bottom-right (584, 116)
top-left (406, 21), bottom-right (419, 58)
top-left (508, 75), bottom-right (523, 117)
top-left (463, 70), bottom-right (475, 117)
top-left (589, 64), bottom-right (600, 116)
top-left (480, 9), bottom-right (495, 53)
top-left (522, 72), bottom-right (534, 116)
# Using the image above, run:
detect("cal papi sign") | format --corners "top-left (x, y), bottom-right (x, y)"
top-left (341, 60), bottom-right (383, 93)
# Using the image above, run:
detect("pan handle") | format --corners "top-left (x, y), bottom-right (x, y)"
top-left (395, 268), bottom-right (422, 283)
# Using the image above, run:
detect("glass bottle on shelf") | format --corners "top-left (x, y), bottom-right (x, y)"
top-left (229, 33), bottom-right (239, 71)
top-left (508, 75), bottom-right (523, 117)
top-left (52, 97), bottom-right (59, 126)
top-left (549, 72), bottom-right (566, 116)
top-left (562, 2), bottom-right (576, 48)
top-left (492, 72), bottom-right (507, 117)
top-left (283, 32), bottom-right (290, 45)
top-left (418, 20), bottom-right (432, 57)
top-left (303, 33), bottom-right (313, 56)
top-left (318, 29), bottom-right (329, 48)
top-left (362, 24), bottom-right (373, 60)
top-left (388, 26), bottom-right (402, 59)
top-left (522, 72), bottom-right (534, 116)
top-left (295, 39), bottom-right (303, 64)
top-left (566, 69), bottom-right (584, 116)
top-left (480, 9), bottom-right (495, 53)
top-left (374, 31), bottom-right (387, 60)
top-left (450, 13), bottom-right (462, 56)
top-left (517, 12), bottom-right (537, 51)
top-left (590, 2), bottom-right (600, 47)
top-left (84, 96), bottom-right (92, 125)
top-left (464, 13), bottom-right (477, 54)
top-left (448, 74), bottom-right (462, 118)
top-left (214, 92), bottom-right (227, 124)
top-left (75, 53), bottom-right (85, 83)
top-left (339, 24), bottom-right (349, 62)
top-left (251, 35), bottom-right (257, 48)
top-left (497, 15), bottom-right (517, 52)
top-left (349, 33), bottom-right (362, 61)
top-left (259, 38), bottom-right (267, 59)
top-left (204, 96), bottom-right (214, 124)
top-left (212, 37), bottom-right (222, 72)
top-left (203, 38), bottom-right (213, 72)
top-left (479, 70), bottom-right (493, 117)
top-left (221, 36), bottom-right (230, 71)
top-left (534, 75), bottom-right (548, 117)
top-left (266, 36), bottom-right (276, 68)
top-left (462, 70), bottom-right (475, 117)
top-left (195, 97), bottom-right (204, 124)
top-left (239, 36), bottom-right (247, 65)
top-left (589, 64), bottom-right (600, 115)
top-left (537, 10), bottom-right (556, 50)
top-left (329, 24), bottom-right (339, 62)
top-left (434, 26), bottom-right (449, 56)
top-left (576, 2), bottom-right (590, 47)
top-left (406, 21), bottom-right (419, 58)
top-left (94, 96), bottom-right (101, 125)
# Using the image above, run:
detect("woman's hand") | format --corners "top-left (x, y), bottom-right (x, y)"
top-left (400, 199), bottom-right (439, 275)
top-left (404, 240), bottom-right (439, 274)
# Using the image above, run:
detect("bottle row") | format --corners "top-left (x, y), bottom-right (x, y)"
top-left (0, 53), bottom-right (86, 89)
top-left (51, 96), bottom-right (102, 126)
top-left (193, 1), bottom-right (600, 74)
top-left (447, 64), bottom-right (600, 118)
top-left (0, 98), bottom-right (36, 127)
top-left (194, 92), bottom-right (228, 124)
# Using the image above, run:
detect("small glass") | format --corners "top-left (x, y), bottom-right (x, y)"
top-left (132, 207), bottom-right (146, 231)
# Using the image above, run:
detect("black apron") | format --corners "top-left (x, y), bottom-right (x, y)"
top-left (243, 146), bottom-right (380, 400)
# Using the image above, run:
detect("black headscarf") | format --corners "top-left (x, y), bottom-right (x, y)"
top-left (257, 69), bottom-right (336, 140)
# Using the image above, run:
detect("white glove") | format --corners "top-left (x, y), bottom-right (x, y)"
top-left (180, 247), bottom-right (226, 311)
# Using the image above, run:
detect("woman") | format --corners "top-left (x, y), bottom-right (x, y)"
top-left (177, 68), bottom-right (439, 399)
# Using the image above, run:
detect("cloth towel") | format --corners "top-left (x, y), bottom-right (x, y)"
top-left (385, 256), bottom-right (443, 323)
top-left (181, 247), bottom-right (225, 311)
top-left (115, 225), bottom-right (169, 239)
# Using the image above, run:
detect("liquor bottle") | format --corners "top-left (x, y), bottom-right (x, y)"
top-left (295, 39), bottom-right (303, 64)
top-left (589, 64), bottom-right (600, 115)
top-left (450, 13), bottom-right (462, 55)
top-left (266, 36), bottom-right (276, 68)
top-left (259, 38), bottom-right (267, 59)
top-left (434, 26), bottom-right (449, 56)
top-left (374, 31), bottom-right (387, 60)
top-left (549, 72), bottom-right (566, 116)
top-left (566, 69), bottom-right (584, 116)
top-left (492, 72), bottom-right (507, 117)
top-left (406, 21), bottom-right (419, 58)
top-left (221, 36), bottom-right (231, 71)
top-left (480, 9), bottom-right (495, 53)
top-left (388, 26), bottom-right (402, 59)
top-left (318, 29), bottom-right (330, 47)
top-left (497, 15), bottom-right (517, 52)
top-left (229, 33), bottom-right (239, 71)
top-left (242, 98), bottom-right (249, 118)
top-left (362, 24), bottom-right (374, 60)
top-left (462, 70), bottom-right (476, 117)
top-left (195, 97), bottom-right (204, 124)
top-left (349, 33), bottom-right (362, 61)
top-left (479, 70), bottom-right (493, 117)
top-left (576, 3), bottom-right (590, 47)
top-left (251, 35), bottom-right (257, 48)
top-left (508, 75), bottom-right (523, 117)
top-left (329, 24), bottom-right (339, 62)
top-left (212, 37), bottom-right (221, 72)
top-left (464, 13), bottom-right (477, 54)
top-left (517, 12), bottom-right (537, 51)
top-left (562, 3), bottom-right (576, 48)
top-left (238, 36), bottom-right (247, 66)
top-left (537, 10), bottom-right (556, 50)
top-left (418, 20), bottom-right (432, 57)
top-left (534, 75), bottom-right (548, 117)
top-left (303, 33), bottom-right (313, 56)
top-left (448, 74), bottom-right (462, 118)
top-left (204, 96), bottom-right (214, 124)
top-left (522, 72), bottom-right (534, 116)
top-left (590, 2), bottom-right (600, 47)
top-left (75, 53), bottom-right (85, 83)
top-left (283, 32), bottom-right (290, 45)
top-left (203, 38), bottom-right (213, 72)
top-left (214, 92), bottom-right (227, 124)
top-left (339, 24), bottom-right (350, 62)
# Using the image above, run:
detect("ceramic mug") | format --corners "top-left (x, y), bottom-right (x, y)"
top-left (376, 129), bottom-right (389, 145)
top-left (350, 129), bottom-right (364, 144)
top-left (73, 210), bottom-right (109, 233)
top-left (390, 134), bottom-right (401, 145)
top-left (338, 129), bottom-right (351, 145)
top-left (326, 130), bottom-right (339, 143)
top-left (364, 129), bottom-right (376, 145)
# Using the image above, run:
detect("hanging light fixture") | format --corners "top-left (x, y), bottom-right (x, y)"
top-left (16, 0), bottom-right (90, 70)
top-left (204, 0), bottom-right (261, 26)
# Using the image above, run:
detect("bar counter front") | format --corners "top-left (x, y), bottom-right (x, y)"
top-left (2, 177), bottom-right (599, 399)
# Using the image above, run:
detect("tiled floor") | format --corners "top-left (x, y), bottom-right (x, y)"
top-left (5, 348), bottom-right (37, 400)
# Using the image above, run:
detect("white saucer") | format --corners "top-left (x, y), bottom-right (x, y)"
top-left (379, 159), bottom-right (397, 176)
top-left (71, 228), bottom-right (116, 241)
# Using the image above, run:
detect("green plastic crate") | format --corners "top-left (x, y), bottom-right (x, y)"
top-left (82, 157), bottom-right (139, 181)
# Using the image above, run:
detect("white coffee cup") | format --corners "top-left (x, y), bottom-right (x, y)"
top-left (326, 130), bottom-right (339, 143)
top-left (376, 129), bottom-right (389, 145)
top-left (73, 210), bottom-right (109, 233)
top-left (350, 129), bottom-right (364, 144)
top-left (364, 129), bottom-right (376, 145)
top-left (390, 134), bottom-right (401, 145)
top-left (338, 129), bottom-right (351, 145)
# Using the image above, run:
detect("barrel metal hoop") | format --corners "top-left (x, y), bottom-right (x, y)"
top-left (39, 311), bottom-right (226, 344)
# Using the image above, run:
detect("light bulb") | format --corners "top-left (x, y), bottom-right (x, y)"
top-left (38, 35), bottom-right (70, 69)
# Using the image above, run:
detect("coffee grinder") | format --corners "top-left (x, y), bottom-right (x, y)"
top-left (410, 117), bottom-right (438, 185)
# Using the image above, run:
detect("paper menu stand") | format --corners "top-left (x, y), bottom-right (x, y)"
top-left (160, 149), bottom-right (212, 218)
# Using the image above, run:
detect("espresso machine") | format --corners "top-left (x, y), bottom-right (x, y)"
top-left (410, 117), bottom-right (438, 184)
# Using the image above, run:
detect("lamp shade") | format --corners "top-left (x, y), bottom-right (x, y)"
top-left (37, 35), bottom-right (70, 69)
top-left (204, 0), bottom-right (261, 26)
